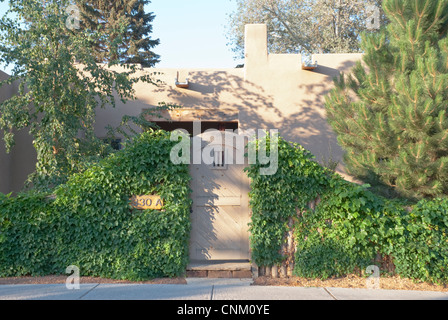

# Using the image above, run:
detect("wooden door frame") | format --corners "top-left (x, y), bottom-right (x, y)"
top-left (189, 131), bottom-right (250, 261)
top-left (143, 107), bottom-right (239, 123)
top-left (143, 108), bottom-right (258, 276)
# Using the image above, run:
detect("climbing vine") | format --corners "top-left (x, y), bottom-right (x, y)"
top-left (246, 134), bottom-right (448, 284)
top-left (245, 135), bottom-right (329, 267)
top-left (0, 130), bottom-right (192, 280)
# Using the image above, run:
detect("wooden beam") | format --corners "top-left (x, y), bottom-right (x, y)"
top-left (143, 108), bottom-right (239, 122)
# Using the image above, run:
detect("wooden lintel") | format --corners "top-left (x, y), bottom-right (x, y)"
top-left (302, 63), bottom-right (318, 71)
top-left (175, 83), bottom-right (189, 89)
top-left (143, 108), bottom-right (239, 122)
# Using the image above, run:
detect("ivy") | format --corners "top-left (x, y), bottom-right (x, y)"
top-left (3, 130), bottom-right (448, 284)
top-left (295, 178), bottom-right (396, 279)
top-left (0, 192), bottom-right (58, 276)
top-left (392, 198), bottom-right (448, 284)
top-left (245, 135), bottom-right (330, 267)
top-left (246, 134), bottom-right (448, 284)
top-left (0, 130), bottom-right (191, 280)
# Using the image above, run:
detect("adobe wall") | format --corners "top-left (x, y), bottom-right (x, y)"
top-left (0, 70), bottom-right (12, 193)
top-left (0, 70), bottom-right (36, 194)
top-left (96, 24), bottom-right (363, 180)
top-left (8, 126), bottom-right (36, 192)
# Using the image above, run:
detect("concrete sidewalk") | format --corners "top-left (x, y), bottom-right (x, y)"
top-left (0, 278), bottom-right (447, 300)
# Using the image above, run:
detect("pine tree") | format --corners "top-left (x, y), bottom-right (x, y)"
top-left (77, 0), bottom-right (160, 67)
top-left (325, 0), bottom-right (448, 199)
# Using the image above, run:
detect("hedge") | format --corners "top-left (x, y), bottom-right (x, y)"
top-left (0, 130), bottom-right (192, 280)
top-left (294, 177), bottom-right (406, 279)
top-left (244, 134), bottom-right (329, 267)
top-left (0, 192), bottom-right (57, 276)
top-left (246, 133), bottom-right (448, 284)
top-left (392, 198), bottom-right (448, 283)
top-left (3, 130), bottom-right (448, 284)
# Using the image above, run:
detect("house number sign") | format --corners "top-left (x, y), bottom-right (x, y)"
top-left (130, 195), bottom-right (163, 210)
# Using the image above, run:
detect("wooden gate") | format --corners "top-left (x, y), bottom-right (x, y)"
top-left (189, 132), bottom-right (250, 261)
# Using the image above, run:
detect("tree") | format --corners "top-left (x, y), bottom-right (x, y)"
top-left (226, 0), bottom-right (386, 59)
top-left (325, 0), bottom-right (448, 199)
top-left (77, 0), bottom-right (160, 67)
top-left (0, 0), bottom-right (158, 191)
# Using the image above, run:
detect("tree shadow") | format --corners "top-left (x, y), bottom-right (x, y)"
top-left (188, 133), bottom-right (250, 262)
top-left (139, 57), bottom-right (362, 181)
top-left (291, 59), bottom-right (363, 176)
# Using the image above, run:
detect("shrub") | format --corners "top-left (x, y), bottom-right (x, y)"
top-left (245, 134), bottom-right (330, 267)
top-left (293, 237), bottom-right (361, 279)
top-left (0, 130), bottom-right (192, 280)
top-left (246, 134), bottom-right (448, 283)
top-left (0, 192), bottom-right (58, 276)
top-left (294, 177), bottom-right (407, 279)
top-left (392, 198), bottom-right (448, 284)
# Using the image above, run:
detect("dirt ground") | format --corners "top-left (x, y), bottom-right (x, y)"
top-left (1, 274), bottom-right (448, 292)
top-left (252, 275), bottom-right (448, 292)
top-left (0, 275), bottom-right (187, 285)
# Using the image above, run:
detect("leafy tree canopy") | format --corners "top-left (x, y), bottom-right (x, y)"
top-left (226, 0), bottom-right (386, 60)
top-left (0, 0), bottom-right (158, 191)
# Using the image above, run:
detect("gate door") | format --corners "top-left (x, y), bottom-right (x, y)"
top-left (189, 131), bottom-right (250, 261)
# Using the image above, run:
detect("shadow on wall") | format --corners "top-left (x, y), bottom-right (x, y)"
top-left (145, 63), bottom-right (354, 174)
top-left (188, 135), bottom-right (250, 261)
top-left (0, 71), bottom-right (37, 194)
top-left (293, 59), bottom-right (359, 176)
top-left (0, 53), bottom-right (363, 194)
top-left (189, 178), bottom-right (220, 261)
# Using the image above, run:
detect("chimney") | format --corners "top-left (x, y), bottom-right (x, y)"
top-left (244, 24), bottom-right (268, 80)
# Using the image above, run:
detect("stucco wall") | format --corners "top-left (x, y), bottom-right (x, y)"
top-left (0, 70), bottom-right (12, 193)
top-left (96, 24), bottom-right (363, 180)
top-left (0, 70), bottom-right (36, 194)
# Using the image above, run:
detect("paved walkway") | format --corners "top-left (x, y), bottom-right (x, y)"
top-left (1, 278), bottom-right (447, 300)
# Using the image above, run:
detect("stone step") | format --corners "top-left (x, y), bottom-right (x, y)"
top-left (187, 260), bottom-right (253, 278)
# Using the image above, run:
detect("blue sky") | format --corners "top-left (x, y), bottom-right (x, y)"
top-left (0, 0), bottom-right (243, 73)
top-left (150, 0), bottom-right (243, 68)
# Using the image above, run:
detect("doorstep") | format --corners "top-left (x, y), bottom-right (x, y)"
top-left (187, 260), bottom-right (253, 278)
